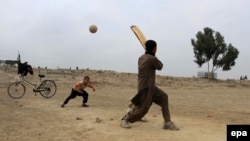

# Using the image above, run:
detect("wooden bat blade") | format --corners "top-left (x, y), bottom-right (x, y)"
top-left (130, 25), bottom-right (147, 49)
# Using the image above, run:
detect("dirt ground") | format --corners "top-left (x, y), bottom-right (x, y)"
top-left (0, 66), bottom-right (249, 141)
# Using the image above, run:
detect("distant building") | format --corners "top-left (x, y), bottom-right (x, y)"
top-left (197, 71), bottom-right (217, 79)
top-left (0, 60), bottom-right (6, 66)
top-left (0, 52), bottom-right (21, 67)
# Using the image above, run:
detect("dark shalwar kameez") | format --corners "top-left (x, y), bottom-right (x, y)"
top-left (124, 53), bottom-right (171, 123)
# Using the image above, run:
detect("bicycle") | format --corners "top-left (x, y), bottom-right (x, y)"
top-left (7, 74), bottom-right (57, 99)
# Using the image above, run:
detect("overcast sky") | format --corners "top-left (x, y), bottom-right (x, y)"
top-left (0, 0), bottom-right (249, 79)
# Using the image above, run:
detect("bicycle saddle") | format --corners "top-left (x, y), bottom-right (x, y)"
top-left (38, 74), bottom-right (45, 78)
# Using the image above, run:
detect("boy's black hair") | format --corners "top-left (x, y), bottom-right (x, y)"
top-left (84, 76), bottom-right (90, 80)
top-left (145, 40), bottom-right (157, 52)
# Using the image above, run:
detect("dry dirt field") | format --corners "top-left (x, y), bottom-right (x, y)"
top-left (0, 66), bottom-right (249, 141)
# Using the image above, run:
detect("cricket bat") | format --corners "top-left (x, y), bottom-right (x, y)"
top-left (130, 25), bottom-right (147, 50)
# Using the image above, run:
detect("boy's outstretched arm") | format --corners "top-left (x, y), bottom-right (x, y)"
top-left (88, 84), bottom-right (95, 91)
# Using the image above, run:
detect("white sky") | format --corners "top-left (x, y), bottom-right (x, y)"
top-left (0, 0), bottom-right (249, 79)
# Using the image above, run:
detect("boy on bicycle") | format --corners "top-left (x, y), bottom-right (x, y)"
top-left (61, 76), bottom-right (95, 107)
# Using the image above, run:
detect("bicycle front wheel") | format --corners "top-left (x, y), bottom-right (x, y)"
top-left (7, 82), bottom-right (26, 99)
top-left (39, 80), bottom-right (57, 98)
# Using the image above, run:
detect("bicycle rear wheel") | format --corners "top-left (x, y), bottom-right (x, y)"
top-left (39, 80), bottom-right (57, 98)
top-left (7, 82), bottom-right (26, 99)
